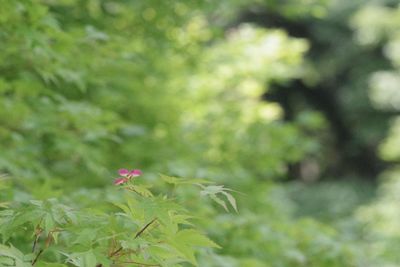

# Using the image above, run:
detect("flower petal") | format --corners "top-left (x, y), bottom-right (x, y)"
top-left (129, 169), bottom-right (142, 177)
top-left (114, 178), bottom-right (127, 185)
top-left (118, 169), bottom-right (130, 177)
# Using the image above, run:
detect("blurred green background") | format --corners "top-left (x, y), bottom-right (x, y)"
top-left (2, 0), bottom-right (400, 266)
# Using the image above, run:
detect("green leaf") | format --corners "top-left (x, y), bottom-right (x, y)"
top-left (200, 185), bottom-right (225, 196)
top-left (62, 250), bottom-right (98, 267)
top-left (166, 229), bottom-right (220, 266)
top-left (83, 250), bottom-right (97, 267)
top-left (210, 195), bottom-right (228, 212)
top-left (175, 229), bottom-right (220, 248)
top-left (200, 185), bottom-right (237, 212)
top-left (0, 244), bottom-right (31, 267)
top-left (36, 263), bottom-right (68, 267)
top-left (45, 213), bottom-right (55, 232)
top-left (160, 174), bottom-right (210, 186)
top-left (130, 184), bottom-right (153, 197)
top-left (221, 191), bottom-right (238, 212)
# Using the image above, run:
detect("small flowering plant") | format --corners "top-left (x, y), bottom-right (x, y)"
top-left (114, 168), bottom-right (142, 185)
top-left (0, 169), bottom-right (237, 267)
top-left (113, 168), bottom-right (154, 197)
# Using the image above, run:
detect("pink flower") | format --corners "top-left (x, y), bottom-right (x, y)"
top-left (129, 169), bottom-right (142, 177)
top-left (114, 177), bottom-right (128, 185)
top-left (118, 169), bottom-right (130, 176)
top-left (114, 168), bottom-right (142, 185)
top-left (118, 169), bottom-right (142, 178)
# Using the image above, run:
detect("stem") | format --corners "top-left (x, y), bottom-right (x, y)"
top-left (134, 218), bottom-right (158, 239)
top-left (32, 233), bottom-right (41, 253)
top-left (31, 249), bottom-right (43, 266)
top-left (109, 218), bottom-right (158, 261)
top-left (109, 244), bottom-right (139, 258)
top-left (126, 187), bottom-right (140, 195)
top-left (32, 218), bottom-right (44, 252)
top-left (109, 246), bottom-right (123, 258)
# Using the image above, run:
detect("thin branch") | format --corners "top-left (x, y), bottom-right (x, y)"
top-left (109, 244), bottom-right (138, 258)
top-left (109, 246), bottom-right (123, 258)
top-left (134, 218), bottom-right (158, 239)
top-left (31, 249), bottom-right (43, 266)
top-left (109, 218), bottom-right (158, 262)
top-left (126, 187), bottom-right (140, 195)
top-left (108, 237), bottom-right (117, 257)
top-left (32, 218), bottom-right (44, 252)
top-left (32, 231), bottom-right (42, 253)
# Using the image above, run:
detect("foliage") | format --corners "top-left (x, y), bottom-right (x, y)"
top-left (0, 0), bottom-right (318, 187)
top-left (349, 3), bottom-right (400, 266)
top-left (0, 173), bottom-right (237, 267)
top-left (1, 0), bottom-right (398, 266)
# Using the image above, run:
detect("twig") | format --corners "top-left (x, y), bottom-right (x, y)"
top-left (114, 248), bottom-right (138, 258)
top-left (109, 247), bottom-right (123, 258)
top-left (126, 187), bottom-right (140, 195)
top-left (32, 218), bottom-right (44, 252)
top-left (109, 218), bottom-right (158, 262)
top-left (31, 249), bottom-right (43, 266)
top-left (109, 245), bottom-right (139, 258)
top-left (134, 218), bottom-right (158, 239)
top-left (32, 231), bottom-right (41, 252)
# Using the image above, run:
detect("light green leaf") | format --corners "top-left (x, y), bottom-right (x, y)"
top-left (175, 229), bottom-right (220, 248)
top-left (210, 195), bottom-right (228, 212)
top-left (0, 244), bottom-right (31, 267)
top-left (222, 191), bottom-right (238, 212)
